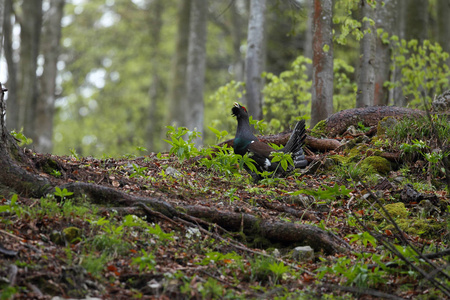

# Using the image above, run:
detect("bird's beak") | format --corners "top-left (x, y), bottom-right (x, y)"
top-left (234, 102), bottom-right (240, 108)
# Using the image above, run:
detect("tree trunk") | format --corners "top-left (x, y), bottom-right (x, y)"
top-left (245, 0), bottom-right (267, 121)
top-left (185, 0), bottom-right (207, 146)
top-left (146, 0), bottom-right (164, 151)
top-left (356, 0), bottom-right (376, 108)
top-left (18, 0), bottom-right (43, 141)
top-left (304, 0), bottom-right (313, 79)
top-left (405, 0), bottom-right (428, 43)
top-left (165, 0), bottom-right (191, 130)
top-left (230, 1), bottom-right (245, 82)
top-left (310, 0), bottom-right (333, 127)
top-left (392, 0), bottom-right (406, 107)
top-left (436, 0), bottom-right (450, 63)
top-left (4, 0), bottom-right (18, 131)
top-left (374, 0), bottom-right (396, 106)
top-left (0, 0), bottom-right (5, 55)
top-left (35, 0), bottom-right (65, 154)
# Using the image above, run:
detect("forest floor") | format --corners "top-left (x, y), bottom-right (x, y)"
top-left (0, 123), bottom-right (449, 299)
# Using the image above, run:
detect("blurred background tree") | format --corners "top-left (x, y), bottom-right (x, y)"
top-left (1, 0), bottom-right (449, 157)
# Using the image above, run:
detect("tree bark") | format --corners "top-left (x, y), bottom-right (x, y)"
top-left (322, 106), bottom-right (425, 137)
top-left (392, 0), bottom-right (406, 107)
top-left (310, 0), bottom-right (333, 127)
top-left (374, 0), bottom-right (396, 106)
top-left (4, 0), bottom-right (18, 131)
top-left (165, 0), bottom-right (191, 130)
top-left (436, 0), bottom-right (450, 61)
top-left (0, 0), bottom-right (5, 55)
top-left (356, 0), bottom-right (376, 108)
top-left (18, 0), bottom-right (43, 141)
top-left (146, 0), bottom-right (164, 151)
top-left (230, 1), bottom-right (245, 82)
top-left (35, 0), bottom-right (65, 154)
top-left (405, 0), bottom-right (428, 43)
top-left (185, 0), bottom-right (207, 146)
top-left (245, 0), bottom-right (267, 121)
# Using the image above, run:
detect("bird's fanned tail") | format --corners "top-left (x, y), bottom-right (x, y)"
top-left (282, 120), bottom-right (308, 168)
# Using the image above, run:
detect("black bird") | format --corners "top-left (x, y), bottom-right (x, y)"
top-left (231, 102), bottom-right (308, 180)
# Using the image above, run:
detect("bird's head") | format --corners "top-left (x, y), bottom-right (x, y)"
top-left (232, 102), bottom-right (249, 119)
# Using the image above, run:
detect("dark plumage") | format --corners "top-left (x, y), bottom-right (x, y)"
top-left (232, 102), bottom-right (308, 180)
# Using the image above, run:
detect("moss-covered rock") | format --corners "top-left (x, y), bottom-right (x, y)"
top-left (374, 202), bottom-right (408, 220)
top-left (361, 156), bottom-right (391, 175)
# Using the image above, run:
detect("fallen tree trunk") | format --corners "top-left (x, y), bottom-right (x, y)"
top-left (322, 106), bottom-right (424, 137)
top-left (218, 134), bottom-right (341, 152)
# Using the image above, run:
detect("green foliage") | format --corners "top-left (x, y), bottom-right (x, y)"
top-left (10, 129), bottom-right (32, 146)
top-left (54, 187), bottom-right (74, 199)
top-left (262, 55), bottom-right (311, 132)
top-left (164, 126), bottom-right (201, 161)
top-left (386, 37), bottom-right (450, 108)
top-left (317, 253), bottom-right (388, 288)
top-left (0, 286), bottom-right (19, 300)
top-left (347, 232), bottom-right (377, 248)
top-left (199, 144), bottom-right (242, 177)
top-left (249, 116), bottom-right (268, 135)
top-left (268, 261), bottom-right (290, 284)
top-left (129, 164), bottom-right (148, 178)
top-left (199, 251), bottom-right (242, 266)
top-left (289, 184), bottom-right (351, 201)
top-left (132, 249), bottom-right (156, 272)
top-left (270, 151), bottom-right (294, 172)
top-left (204, 80), bottom-right (245, 145)
top-left (81, 253), bottom-right (109, 277)
top-left (0, 194), bottom-right (23, 217)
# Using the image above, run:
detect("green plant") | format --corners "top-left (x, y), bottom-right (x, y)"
top-left (132, 249), bottom-right (156, 272)
top-left (386, 37), bottom-right (450, 108)
top-left (199, 144), bottom-right (242, 177)
top-left (50, 169), bottom-right (62, 177)
top-left (225, 188), bottom-right (239, 204)
top-left (10, 129), bottom-right (32, 146)
top-left (347, 231), bottom-right (377, 248)
top-left (81, 253), bottom-right (109, 277)
top-left (129, 164), bottom-right (148, 178)
top-left (270, 151), bottom-right (294, 173)
top-left (69, 148), bottom-right (80, 160)
top-left (164, 126), bottom-right (201, 161)
top-left (136, 146), bottom-right (147, 152)
top-left (199, 251), bottom-right (242, 266)
top-left (54, 187), bottom-right (74, 200)
top-left (262, 55), bottom-right (312, 132)
top-left (0, 194), bottom-right (23, 217)
top-left (289, 184), bottom-right (351, 201)
top-left (268, 261), bottom-right (290, 284)
top-left (198, 277), bottom-right (224, 299)
top-left (0, 286), bottom-right (19, 300)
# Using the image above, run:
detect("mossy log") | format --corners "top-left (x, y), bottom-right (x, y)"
top-left (321, 106), bottom-right (424, 137)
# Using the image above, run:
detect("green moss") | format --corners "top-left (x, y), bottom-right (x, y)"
top-left (384, 218), bottom-right (445, 238)
top-left (374, 202), bottom-right (408, 220)
top-left (310, 120), bottom-right (327, 138)
top-left (63, 227), bottom-right (82, 244)
top-left (361, 156), bottom-right (391, 175)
